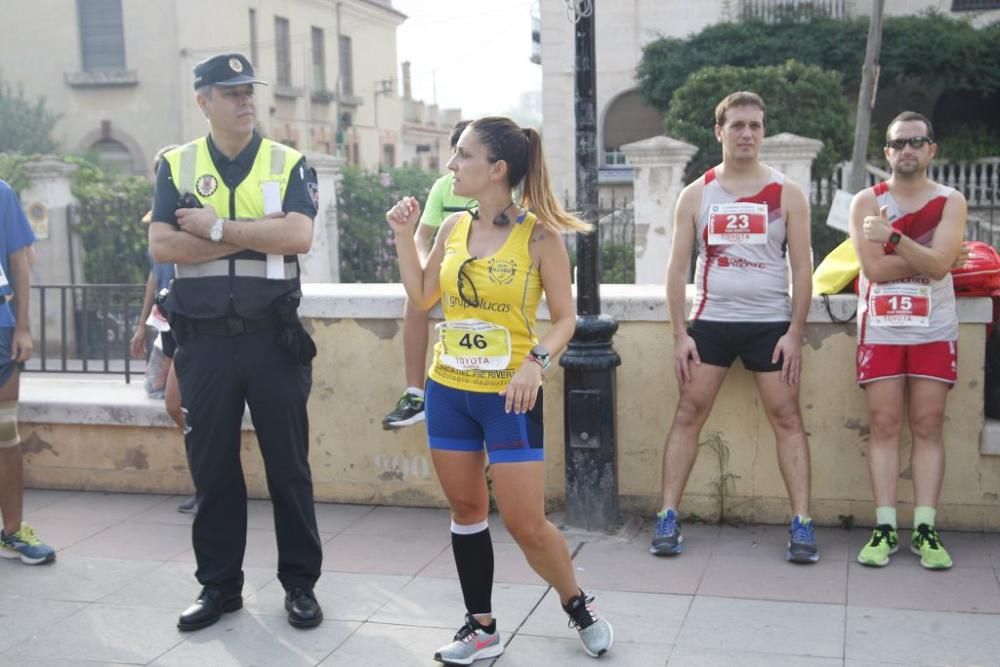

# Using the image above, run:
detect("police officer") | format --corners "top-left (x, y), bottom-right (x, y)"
top-left (149, 53), bottom-right (323, 631)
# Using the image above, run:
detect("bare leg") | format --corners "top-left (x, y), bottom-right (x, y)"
top-left (863, 378), bottom-right (906, 508)
top-left (754, 372), bottom-right (811, 516)
top-left (907, 378), bottom-right (949, 508)
top-left (490, 461), bottom-right (579, 604)
top-left (0, 370), bottom-right (23, 534)
top-left (659, 363), bottom-right (729, 511)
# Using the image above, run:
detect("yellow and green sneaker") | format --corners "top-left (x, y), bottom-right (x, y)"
top-left (857, 524), bottom-right (898, 567)
top-left (911, 524), bottom-right (953, 570)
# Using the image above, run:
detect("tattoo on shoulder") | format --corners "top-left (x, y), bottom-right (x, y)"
top-left (532, 231), bottom-right (545, 243)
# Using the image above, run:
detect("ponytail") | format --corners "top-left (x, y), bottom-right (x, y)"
top-left (521, 128), bottom-right (592, 233)
top-left (469, 117), bottom-right (592, 234)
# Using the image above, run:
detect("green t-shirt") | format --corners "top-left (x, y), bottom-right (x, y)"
top-left (420, 172), bottom-right (477, 229)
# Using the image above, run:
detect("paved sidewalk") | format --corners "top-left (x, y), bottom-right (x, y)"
top-left (2, 490), bottom-right (999, 666)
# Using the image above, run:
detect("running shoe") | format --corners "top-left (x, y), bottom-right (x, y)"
top-left (177, 495), bottom-right (199, 514)
top-left (433, 614), bottom-right (503, 665)
top-left (0, 522), bottom-right (55, 565)
top-left (562, 591), bottom-right (613, 658)
top-left (911, 524), bottom-right (953, 570)
top-left (857, 524), bottom-right (898, 567)
top-left (382, 391), bottom-right (425, 429)
top-left (650, 508), bottom-right (683, 556)
top-left (786, 515), bottom-right (820, 564)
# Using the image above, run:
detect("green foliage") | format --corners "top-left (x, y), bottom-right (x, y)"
top-left (0, 153), bottom-right (32, 195)
top-left (638, 13), bottom-right (1000, 113)
top-left (568, 240), bottom-right (635, 284)
top-left (665, 61), bottom-right (852, 182)
top-left (0, 80), bottom-right (60, 154)
top-left (337, 165), bottom-right (439, 282)
top-left (935, 124), bottom-right (1000, 162)
top-left (69, 155), bottom-right (154, 284)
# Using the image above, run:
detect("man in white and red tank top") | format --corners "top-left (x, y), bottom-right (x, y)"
top-left (849, 111), bottom-right (967, 570)
top-left (651, 92), bottom-right (819, 564)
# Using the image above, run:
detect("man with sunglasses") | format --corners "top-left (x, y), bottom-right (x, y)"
top-left (848, 111), bottom-right (967, 570)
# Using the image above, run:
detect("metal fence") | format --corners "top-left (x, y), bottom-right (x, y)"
top-left (739, 0), bottom-right (849, 22)
top-left (564, 196), bottom-right (635, 284)
top-left (26, 284), bottom-right (146, 382)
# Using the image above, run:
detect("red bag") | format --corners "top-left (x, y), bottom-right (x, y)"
top-left (952, 241), bottom-right (1000, 296)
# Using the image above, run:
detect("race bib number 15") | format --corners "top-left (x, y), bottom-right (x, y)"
top-left (708, 202), bottom-right (769, 245)
top-left (868, 282), bottom-right (931, 327)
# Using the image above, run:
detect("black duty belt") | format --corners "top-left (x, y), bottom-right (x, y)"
top-left (187, 315), bottom-right (276, 336)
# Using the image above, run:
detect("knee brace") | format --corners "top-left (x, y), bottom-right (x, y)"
top-left (0, 401), bottom-right (20, 448)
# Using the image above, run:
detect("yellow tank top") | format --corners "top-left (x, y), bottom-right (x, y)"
top-left (428, 210), bottom-right (543, 392)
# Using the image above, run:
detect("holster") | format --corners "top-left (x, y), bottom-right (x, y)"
top-left (273, 296), bottom-right (317, 364)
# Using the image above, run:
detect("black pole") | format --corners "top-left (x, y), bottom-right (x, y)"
top-left (560, 5), bottom-right (621, 531)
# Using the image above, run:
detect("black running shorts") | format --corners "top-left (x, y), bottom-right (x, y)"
top-left (687, 320), bottom-right (790, 372)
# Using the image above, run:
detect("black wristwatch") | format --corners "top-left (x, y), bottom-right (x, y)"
top-left (528, 345), bottom-right (551, 370)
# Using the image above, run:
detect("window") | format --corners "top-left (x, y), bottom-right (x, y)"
top-left (338, 35), bottom-right (354, 95)
top-left (249, 9), bottom-right (259, 67)
top-left (275, 16), bottom-right (291, 87)
top-left (382, 143), bottom-right (396, 168)
top-left (952, 0), bottom-right (1000, 9)
top-left (77, 0), bottom-right (126, 72)
top-left (311, 27), bottom-right (326, 92)
top-left (90, 139), bottom-right (135, 174)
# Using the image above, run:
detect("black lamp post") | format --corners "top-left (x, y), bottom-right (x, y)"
top-left (560, 3), bottom-right (621, 531)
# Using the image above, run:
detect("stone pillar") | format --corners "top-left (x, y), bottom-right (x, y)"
top-left (760, 132), bottom-right (824, 193)
top-left (300, 152), bottom-right (345, 283)
top-left (620, 136), bottom-right (698, 285)
top-left (21, 156), bottom-right (80, 357)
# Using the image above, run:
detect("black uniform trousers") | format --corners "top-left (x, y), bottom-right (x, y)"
top-left (173, 326), bottom-right (322, 595)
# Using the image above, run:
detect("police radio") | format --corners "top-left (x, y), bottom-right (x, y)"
top-left (176, 192), bottom-right (202, 209)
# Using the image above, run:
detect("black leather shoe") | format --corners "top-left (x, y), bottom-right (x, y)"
top-left (285, 588), bottom-right (323, 628)
top-left (177, 588), bottom-right (243, 631)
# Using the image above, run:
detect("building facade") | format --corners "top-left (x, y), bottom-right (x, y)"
top-left (539, 0), bottom-right (1000, 202)
top-left (0, 0), bottom-right (457, 175)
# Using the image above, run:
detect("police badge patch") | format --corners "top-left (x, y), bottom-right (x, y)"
top-left (307, 181), bottom-right (319, 210)
top-left (229, 57), bottom-right (243, 73)
top-left (196, 174), bottom-right (218, 197)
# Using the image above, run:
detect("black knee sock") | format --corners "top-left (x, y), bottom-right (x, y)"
top-left (451, 521), bottom-right (494, 616)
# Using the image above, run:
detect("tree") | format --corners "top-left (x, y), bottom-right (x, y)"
top-left (0, 80), bottom-right (60, 154)
top-left (337, 165), bottom-right (439, 282)
top-left (666, 60), bottom-right (851, 182)
top-left (637, 12), bottom-right (1000, 157)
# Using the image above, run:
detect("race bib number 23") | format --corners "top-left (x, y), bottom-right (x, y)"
top-left (708, 202), bottom-right (769, 245)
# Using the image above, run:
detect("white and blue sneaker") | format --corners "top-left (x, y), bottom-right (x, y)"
top-left (1, 522), bottom-right (55, 565)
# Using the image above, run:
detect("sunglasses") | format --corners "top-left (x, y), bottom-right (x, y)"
top-left (885, 136), bottom-right (932, 151)
top-left (457, 256), bottom-right (479, 308)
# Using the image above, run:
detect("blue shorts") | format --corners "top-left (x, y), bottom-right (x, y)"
top-left (425, 378), bottom-right (544, 464)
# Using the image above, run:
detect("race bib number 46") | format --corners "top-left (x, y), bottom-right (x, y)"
top-left (708, 202), bottom-right (769, 245)
top-left (436, 319), bottom-right (512, 371)
top-left (868, 282), bottom-right (931, 327)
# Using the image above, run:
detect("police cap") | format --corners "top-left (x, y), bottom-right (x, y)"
top-left (193, 53), bottom-right (269, 90)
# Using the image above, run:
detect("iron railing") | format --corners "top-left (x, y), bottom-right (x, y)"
top-left (26, 284), bottom-right (146, 382)
top-left (740, 0), bottom-right (849, 22)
